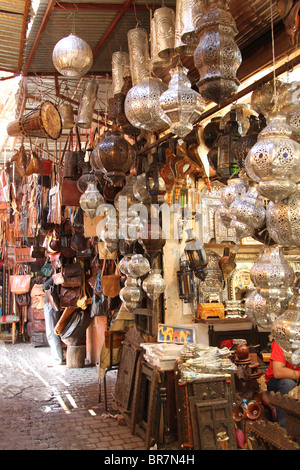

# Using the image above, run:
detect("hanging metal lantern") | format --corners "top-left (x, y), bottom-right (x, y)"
top-left (154, 6), bottom-right (175, 61)
top-left (76, 79), bottom-right (99, 128)
top-left (245, 289), bottom-right (283, 330)
top-left (92, 131), bottom-right (135, 184)
top-left (52, 33), bottom-right (93, 77)
top-left (250, 247), bottom-right (295, 304)
top-left (158, 65), bottom-right (206, 138)
top-left (58, 103), bottom-right (74, 129)
top-left (229, 186), bottom-right (266, 240)
top-left (245, 113), bottom-right (300, 203)
top-left (232, 115), bottom-right (261, 169)
top-left (120, 275), bottom-right (143, 312)
top-left (174, 0), bottom-right (199, 56)
top-left (250, 79), bottom-right (291, 116)
top-left (272, 284), bottom-right (300, 366)
top-left (266, 189), bottom-right (300, 246)
top-left (112, 51), bottom-right (131, 96)
top-left (177, 257), bottom-right (195, 303)
top-left (184, 228), bottom-right (208, 280)
top-left (194, 0), bottom-right (242, 105)
top-left (151, 17), bottom-right (171, 73)
top-left (79, 181), bottom-right (105, 219)
top-left (217, 109), bottom-right (242, 179)
top-left (125, 26), bottom-right (168, 132)
top-left (142, 269), bottom-right (166, 300)
top-left (218, 177), bottom-right (247, 228)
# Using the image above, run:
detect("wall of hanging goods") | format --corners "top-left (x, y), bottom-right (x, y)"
top-left (0, 0), bottom-right (300, 450)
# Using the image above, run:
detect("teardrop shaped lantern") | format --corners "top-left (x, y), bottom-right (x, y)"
top-left (79, 181), bottom-right (105, 219)
top-left (125, 27), bottom-right (168, 132)
top-left (52, 33), bottom-right (93, 77)
top-left (245, 113), bottom-right (300, 203)
top-left (158, 65), bottom-right (206, 138)
top-left (194, 0), bottom-right (242, 105)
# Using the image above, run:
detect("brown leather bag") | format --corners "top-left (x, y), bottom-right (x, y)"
top-left (60, 286), bottom-right (81, 308)
top-left (100, 250), bottom-right (120, 298)
top-left (10, 264), bottom-right (31, 294)
top-left (62, 262), bottom-right (82, 287)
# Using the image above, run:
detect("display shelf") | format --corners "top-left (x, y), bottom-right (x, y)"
top-left (194, 317), bottom-right (252, 324)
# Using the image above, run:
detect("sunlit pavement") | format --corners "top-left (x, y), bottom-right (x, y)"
top-left (0, 341), bottom-right (145, 450)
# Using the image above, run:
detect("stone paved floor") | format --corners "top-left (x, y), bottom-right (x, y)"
top-left (0, 340), bottom-right (145, 450)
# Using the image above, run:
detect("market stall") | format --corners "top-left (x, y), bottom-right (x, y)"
top-left (0, 0), bottom-right (300, 451)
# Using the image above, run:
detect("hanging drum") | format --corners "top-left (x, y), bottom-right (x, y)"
top-left (58, 103), bottom-right (74, 129)
top-left (7, 101), bottom-right (62, 140)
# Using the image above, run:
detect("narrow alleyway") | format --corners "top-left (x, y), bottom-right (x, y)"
top-left (0, 341), bottom-right (145, 451)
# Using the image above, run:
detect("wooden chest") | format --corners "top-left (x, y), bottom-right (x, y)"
top-left (197, 302), bottom-right (225, 320)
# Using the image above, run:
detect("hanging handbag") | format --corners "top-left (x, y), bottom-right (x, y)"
top-left (41, 260), bottom-right (52, 277)
top-left (31, 283), bottom-right (45, 310)
top-left (59, 308), bottom-right (93, 346)
top-left (10, 264), bottom-right (31, 294)
top-left (16, 292), bottom-right (31, 307)
top-left (60, 286), bottom-right (81, 308)
top-left (90, 291), bottom-right (108, 317)
top-left (101, 251), bottom-right (121, 298)
top-left (76, 272), bottom-right (92, 310)
top-left (53, 271), bottom-right (64, 285)
top-left (62, 262), bottom-right (82, 287)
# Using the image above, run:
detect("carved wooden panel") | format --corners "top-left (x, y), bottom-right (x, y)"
top-left (189, 398), bottom-right (236, 450)
top-left (114, 343), bottom-right (139, 411)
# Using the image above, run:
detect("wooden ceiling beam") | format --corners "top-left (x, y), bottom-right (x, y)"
top-left (92, 0), bottom-right (134, 58)
top-left (22, 0), bottom-right (57, 76)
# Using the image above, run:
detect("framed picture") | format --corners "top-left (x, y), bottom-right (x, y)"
top-left (158, 323), bottom-right (196, 344)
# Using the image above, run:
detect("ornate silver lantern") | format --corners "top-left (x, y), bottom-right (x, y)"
top-left (250, 247), bottom-right (295, 304)
top-left (151, 17), bottom-right (171, 72)
top-left (76, 79), bottom-right (99, 128)
top-left (245, 113), bottom-right (300, 203)
top-left (194, 0), bottom-right (242, 105)
top-left (174, 0), bottom-right (200, 56)
top-left (79, 181), bottom-right (105, 219)
top-left (272, 285), bottom-right (300, 366)
top-left (266, 189), bottom-right (300, 247)
top-left (52, 33), bottom-right (93, 77)
top-left (125, 27), bottom-right (168, 132)
top-left (154, 6), bottom-right (175, 61)
top-left (229, 186), bottom-right (266, 240)
top-left (112, 51), bottom-right (131, 96)
top-left (158, 65), bottom-right (206, 138)
top-left (245, 289), bottom-right (283, 330)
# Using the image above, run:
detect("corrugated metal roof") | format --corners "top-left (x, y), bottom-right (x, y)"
top-left (0, 0), bottom-right (32, 74)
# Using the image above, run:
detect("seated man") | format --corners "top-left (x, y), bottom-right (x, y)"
top-left (265, 340), bottom-right (300, 427)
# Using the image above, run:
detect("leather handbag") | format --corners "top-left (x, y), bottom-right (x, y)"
top-left (10, 265), bottom-right (31, 294)
top-left (30, 283), bottom-right (45, 310)
top-left (40, 260), bottom-right (52, 277)
top-left (90, 291), bottom-right (108, 317)
top-left (59, 308), bottom-right (93, 346)
top-left (60, 286), bottom-right (81, 308)
top-left (62, 262), bottom-right (82, 287)
top-left (101, 251), bottom-right (121, 298)
top-left (53, 271), bottom-right (64, 285)
top-left (16, 292), bottom-right (31, 306)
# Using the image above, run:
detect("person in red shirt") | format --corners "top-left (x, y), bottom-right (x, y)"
top-left (265, 340), bottom-right (300, 427)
